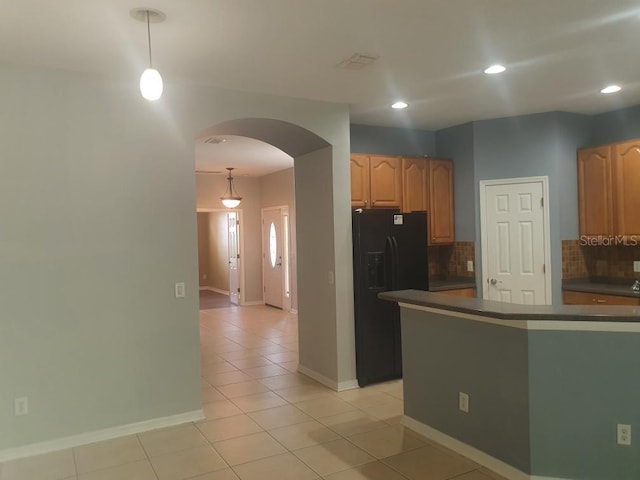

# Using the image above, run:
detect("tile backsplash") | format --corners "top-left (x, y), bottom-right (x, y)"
top-left (428, 241), bottom-right (476, 279)
top-left (562, 239), bottom-right (640, 279)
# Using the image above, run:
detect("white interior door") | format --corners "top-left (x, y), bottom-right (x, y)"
top-left (228, 211), bottom-right (240, 305)
top-left (263, 208), bottom-right (284, 308)
top-left (481, 177), bottom-right (550, 305)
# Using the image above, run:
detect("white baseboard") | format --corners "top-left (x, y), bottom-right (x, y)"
top-left (337, 379), bottom-right (359, 391)
top-left (199, 286), bottom-right (229, 295)
top-left (296, 366), bottom-right (358, 392)
top-left (402, 416), bottom-right (532, 480)
top-left (242, 300), bottom-right (265, 306)
top-left (0, 409), bottom-right (204, 463)
top-left (297, 365), bottom-right (339, 391)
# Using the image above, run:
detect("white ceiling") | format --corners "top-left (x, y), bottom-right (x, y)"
top-left (195, 135), bottom-right (293, 177)
top-left (2, 0), bottom-right (640, 175)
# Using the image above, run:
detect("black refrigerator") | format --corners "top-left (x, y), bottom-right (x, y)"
top-left (352, 209), bottom-right (429, 387)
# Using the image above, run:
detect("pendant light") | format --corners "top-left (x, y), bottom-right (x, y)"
top-left (220, 168), bottom-right (242, 208)
top-left (131, 8), bottom-right (165, 101)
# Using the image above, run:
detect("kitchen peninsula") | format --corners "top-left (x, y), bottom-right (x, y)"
top-left (380, 290), bottom-right (640, 480)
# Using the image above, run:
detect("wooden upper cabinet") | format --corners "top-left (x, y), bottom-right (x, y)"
top-left (429, 159), bottom-right (455, 244)
top-left (350, 154), bottom-right (402, 209)
top-left (401, 157), bottom-right (428, 213)
top-left (577, 146), bottom-right (614, 236)
top-left (613, 140), bottom-right (640, 236)
top-left (369, 155), bottom-right (402, 209)
top-left (351, 153), bottom-right (455, 245)
top-left (350, 154), bottom-right (371, 208)
top-left (577, 139), bottom-right (640, 239)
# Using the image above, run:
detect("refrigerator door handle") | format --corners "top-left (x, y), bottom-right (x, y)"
top-left (384, 236), bottom-right (393, 290)
top-left (390, 235), bottom-right (400, 291)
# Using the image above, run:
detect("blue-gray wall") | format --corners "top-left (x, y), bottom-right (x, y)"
top-left (553, 112), bottom-right (593, 240)
top-left (350, 124), bottom-right (436, 156)
top-left (472, 112), bottom-right (594, 303)
top-left (400, 305), bottom-right (640, 479)
top-left (529, 330), bottom-right (640, 479)
top-left (590, 105), bottom-right (640, 146)
top-left (402, 308), bottom-right (531, 473)
top-left (436, 122), bottom-right (475, 242)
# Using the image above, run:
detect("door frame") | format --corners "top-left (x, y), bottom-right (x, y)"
top-left (261, 205), bottom-right (292, 311)
top-left (196, 208), bottom-right (245, 305)
top-left (479, 176), bottom-right (552, 304)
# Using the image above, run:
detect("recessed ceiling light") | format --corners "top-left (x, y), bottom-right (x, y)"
top-left (484, 64), bottom-right (506, 75)
top-left (392, 101), bottom-right (408, 109)
top-left (600, 85), bottom-right (621, 94)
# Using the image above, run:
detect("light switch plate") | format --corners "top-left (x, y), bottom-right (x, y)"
top-left (175, 282), bottom-right (185, 298)
top-left (14, 397), bottom-right (28, 416)
top-left (467, 260), bottom-right (474, 272)
top-left (634, 261), bottom-right (640, 273)
top-left (459, 392), bottom-right (469, 413)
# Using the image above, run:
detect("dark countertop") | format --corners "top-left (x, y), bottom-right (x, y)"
top-left (379, 289), bottom-right (640, 322)
top-left (429, 277), bottom-right (476, 292)
top-left (562, 278), bottom-right (640, 299)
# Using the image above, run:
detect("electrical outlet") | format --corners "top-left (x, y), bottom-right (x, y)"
top-left (14, 397), bottom-right (28, 416)
top-left (617, 424), bottom-right (631, 445)
top-left (459, 392), bottom-right (469, 413)
top-left (634, 261), bottom-right (640, 273)
top-left (467, 260), bottom-right (474, 272)
top-left (175, 282), bottom-right (185, 298)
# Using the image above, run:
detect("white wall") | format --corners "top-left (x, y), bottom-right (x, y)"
top-left (207, 212), bottom-right (230, 292)
top-left (0, 65), bottom-right (202, 451)
top-left (0, 63), bottom-right (354, 453)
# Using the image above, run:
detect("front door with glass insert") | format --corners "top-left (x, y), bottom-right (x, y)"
top-left (262, 208), bottom-right (284, 308)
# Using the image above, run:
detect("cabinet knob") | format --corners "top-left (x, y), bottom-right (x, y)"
top-left (372, 201), bottom-right (376, 206)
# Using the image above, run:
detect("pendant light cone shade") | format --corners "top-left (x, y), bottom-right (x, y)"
top-left (138, 9), bottom-right (163, 101)
top-left (221, 168), bottom-right (242, 208)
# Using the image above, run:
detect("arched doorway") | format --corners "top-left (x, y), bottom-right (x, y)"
top-left (195, 118), bottom-right (357, 390)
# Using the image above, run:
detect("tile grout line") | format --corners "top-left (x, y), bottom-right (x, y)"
top-left (70, 444), bottom-right (79, 480)
top-left (133, 432), bottom-right (161, 480)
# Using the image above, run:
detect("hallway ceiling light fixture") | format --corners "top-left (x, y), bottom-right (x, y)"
top-left (220, 168), bottom-right (242, 208)
top-left (391, 101), bottom-right (408, 109)
top-left (601, 85), bottom-right (621, 94)
top-left (131, 8), bottom-right (166, 101)
top-left (484, 64), bottom-right (506, 74)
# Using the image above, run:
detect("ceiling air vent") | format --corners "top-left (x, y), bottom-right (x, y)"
top-left (204, 137), bottom-right (227, 145)
top-left (337, 53), bottom-right (379, 70)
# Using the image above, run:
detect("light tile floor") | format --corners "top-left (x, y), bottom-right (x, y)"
top-left (0, 305), bottom-right (508, 480)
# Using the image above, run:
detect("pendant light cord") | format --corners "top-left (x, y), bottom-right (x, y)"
top-left (146, 10), bottom-right (153, 68)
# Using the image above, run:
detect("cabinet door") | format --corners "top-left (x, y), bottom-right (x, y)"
top-left (577, 146), bottom-right (613, 236)
top-left (563, 291), bottom-right (640, 306)
top-left (429, 159), bottom-right (455, 244)
top-left (439, 288), bottom-right (476, 298)
top-left (369, 155), bottom-right (402, 209)
top-left (401, 157), bottom-right (428, 213)
top-left (613, 140), bottom-right (640, 237)
top-left (350, 154), bottom-right (370, 208)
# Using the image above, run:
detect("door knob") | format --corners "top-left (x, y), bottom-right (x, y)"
top-left (490, 278), bottom-right (497, 285)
